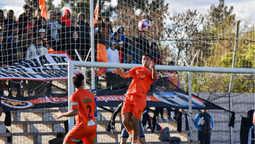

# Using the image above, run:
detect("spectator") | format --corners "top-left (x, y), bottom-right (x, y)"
top-left (0, 32), bottom-right (6, 65)
top-left (103, 17), bottom-right (113, 48)
top-left (7, 34), bottom-right (22, 65)
top-left (37, 17), bottom-right (48, 31)
top-left (0, 9), bottom-right (5, 23)
top-left (77, 13), bottom-right (90, 53)
top-left (116, 26), bottom-right (127, 43)
top-left (21, 24), bottom-right (34, 55)
top-left (17, 4), bottom-right (31, 34)
top-left (67, 17), bottom-right (80, 34)
top-left (92, 17), bottom-right (105, 61)
top-left (127, 37), bottom-right (142, 64)
top-left (38, 28), bottom-right (46, 39)
top-left (25, 36), bottom-right (47, 60)
top-left (5, 10), bottom-right (17, 36)
top-left (77, 12), bottom-right (90, 38)
top-left (61, 9), bottom-right (71, 27)
top-left (48, 132), bottom-right (64, 144)
top-left (194, 109), bottom-right (214, 144)
top-left (55, 11), bottom-right (66, 51)
top-left (176, 109), bottom-right (189, 132)
top-left (8, 24), bottom-right (19, 42)
top-left (0, 22), bottom-right (8, 38)
top-left (106, 41), bottom-right (120, 89)
top-left (165, 61), bottom-right (181, 121)
top-left (28, 6), bottom-right (33, 16)
top-left (150, 42), bottom-right (162, 65)
top-left (137, 30), bottom-right (150, 54)
top-left (66, 31), bottom-right (85, 60)
top-left (124, 54), bottom-right (135, 64)
top-left (142, 109), bottom-right (154, 133)
top-left (34, 8), bottom-right (42, 20)
top-left (42, 38), bottom-right (54, 52)
top-left (117, 41), bottom-right (126, 63)
top-left (95, 17), bottom-right (106, 45)
top-left (47, 10), bottom-right (62, 49)
top-left (28, 16), bottom-right (37, 34)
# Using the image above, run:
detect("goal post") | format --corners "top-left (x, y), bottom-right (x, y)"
top-left (67, 60), bottom-right (254, 143)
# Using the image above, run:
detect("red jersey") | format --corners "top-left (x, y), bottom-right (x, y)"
top-left (127, 66), bottom-right (155, 98)
top-left (70, 89), bottom-right (96, 128)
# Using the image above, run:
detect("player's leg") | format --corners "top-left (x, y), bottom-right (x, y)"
top-left (130, 115), bottom-right (140, 143)
top-left (120, 124), bottom-right (129, 144)
top-left (63, 128), bottom-right (81, 144)
top-left (121, 98), bottom-right (133, 134)
top-left (131, 96), bottom-right (146, 144)
top-left (81, 131), bottom-right (97, 144)
top-left (139, 120), bottom-right (146, 144)
top-left (122, 112), bottom-right (133, 134)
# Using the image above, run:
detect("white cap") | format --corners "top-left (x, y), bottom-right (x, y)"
top-left (39, 28), bottom-right (46, 33)
top-left (112, 41), bottom-right (117, 44)
top-left (118, 41), bottom-right (124, 45)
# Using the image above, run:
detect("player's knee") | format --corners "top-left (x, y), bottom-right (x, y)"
top-left (131, 116), bottom-right (139, 125)
top-left (122, 116), bottom-right (129, 125)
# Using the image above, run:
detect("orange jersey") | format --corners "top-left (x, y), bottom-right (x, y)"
top-left (70, 89), bottom-right (96, 127)
top-left (127, 66), bottom-right (156, 97)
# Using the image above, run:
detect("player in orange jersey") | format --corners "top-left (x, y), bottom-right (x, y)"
top-left (113, 53), bottom-right (157, 144)
top-left (55, 73), bottom-right (96, 144)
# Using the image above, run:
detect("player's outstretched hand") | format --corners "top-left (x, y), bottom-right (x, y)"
top-left (112, 67), bottom-right (124, 74)
top-left (151, 61), bottom-right (155, 69)
top-left (55, 111), bottom-right (63, 120)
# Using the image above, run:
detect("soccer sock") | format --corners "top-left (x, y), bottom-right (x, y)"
top-left (127, 129), bottom-right (132, 135)
top-left (132, 135), bottom-right (139, 144)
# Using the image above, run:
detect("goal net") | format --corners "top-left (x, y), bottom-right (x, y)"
top-left (0, 0), bottom-right (254, 143)
top-left (69, 61), bottom-right (254, 144)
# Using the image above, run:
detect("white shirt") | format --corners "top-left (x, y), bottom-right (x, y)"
top-left (26, 45), bottom-right (48, 60)
top-left (106, 47), bottom-right (119, 72)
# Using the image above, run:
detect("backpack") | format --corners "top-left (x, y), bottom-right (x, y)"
top-left (159, 127), bottom-right (181, 144)
top-left (159, 127), bottom-right (171, 141)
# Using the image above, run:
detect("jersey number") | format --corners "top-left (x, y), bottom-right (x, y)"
top-left (87, 105), bottom-right (92, 118)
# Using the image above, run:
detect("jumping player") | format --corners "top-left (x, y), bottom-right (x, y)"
top-left (113, 54), bottom-right (157, 144)
top-left (55, 73), bottom-right (96, 144)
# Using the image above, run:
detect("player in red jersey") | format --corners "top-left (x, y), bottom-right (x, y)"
top-left (113, 54), bottom-right (157, 144)
top-left (55, 73), bottom-right (96, 144)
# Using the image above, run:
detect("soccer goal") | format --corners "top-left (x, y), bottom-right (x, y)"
top-left (67, 60), bottom-right (254, 144)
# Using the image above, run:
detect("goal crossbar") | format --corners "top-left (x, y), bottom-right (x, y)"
top-left (51, 61), bottom-right (255, 74)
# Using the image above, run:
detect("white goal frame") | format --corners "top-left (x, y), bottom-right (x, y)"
top-left (67, 61), bottom-right (254, 142)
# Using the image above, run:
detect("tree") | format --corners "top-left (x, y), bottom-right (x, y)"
top-left (201, 0), bottom-right (237, 67)
top-left (164, 9), bottom-right (204, 65)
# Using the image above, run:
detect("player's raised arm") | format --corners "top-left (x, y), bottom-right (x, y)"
top-left (55, 109), bottom-right (79, 120)
top-left (112, 67), bottom-right (131, 78)
top-left (151, 61), bottom-right (157, 79)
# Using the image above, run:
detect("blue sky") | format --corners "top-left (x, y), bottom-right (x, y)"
top-left (0, 0), bottom-right (254, 22)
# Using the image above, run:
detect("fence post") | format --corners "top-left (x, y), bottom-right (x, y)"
top-left (228, 20), bottom-right (240, 144)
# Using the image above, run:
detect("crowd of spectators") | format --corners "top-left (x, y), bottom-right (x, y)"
top-left (0, 3), bottom-right (166, 94)
top-left (0, 4), bottom-right (163, 65)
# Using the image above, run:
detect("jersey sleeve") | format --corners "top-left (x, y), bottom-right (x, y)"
top-left (70, 94), bottom-right (79, 110)
top-left (128, 67), bottom-right (137, 77)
